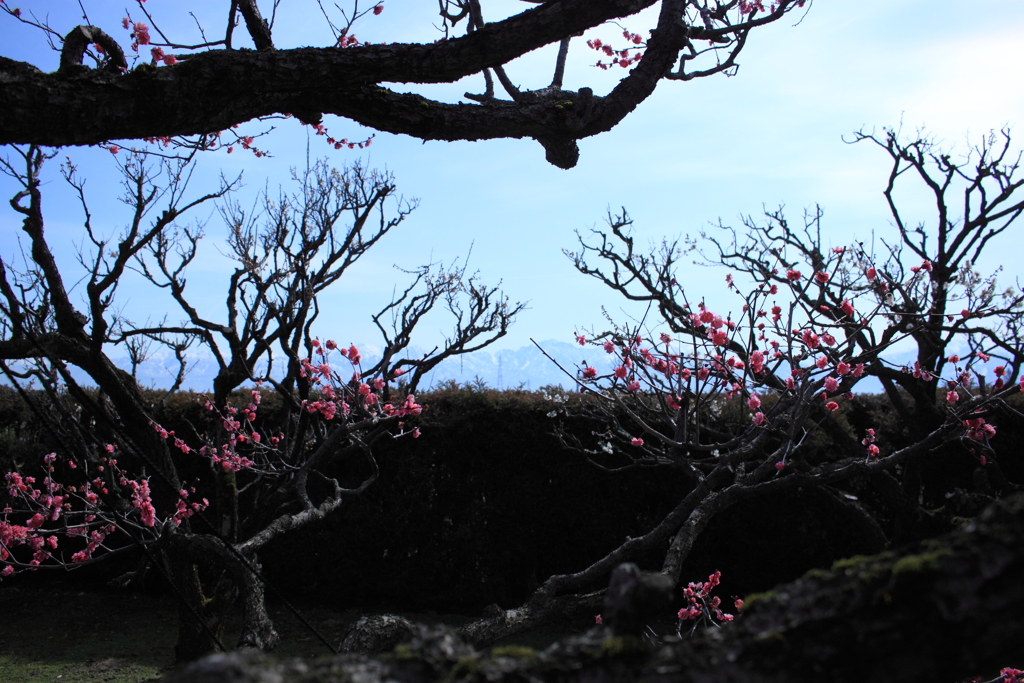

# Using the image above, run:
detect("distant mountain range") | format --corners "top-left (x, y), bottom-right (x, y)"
top-left (409, 340), bottom-right (616, 391)
top-left (104, 339), bottom-right (616, 393)
top-left (34, 337), bottom-right (892, 395)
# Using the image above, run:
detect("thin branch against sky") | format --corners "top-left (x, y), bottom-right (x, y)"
top-left (1, 1), bottom-right (1021, 372)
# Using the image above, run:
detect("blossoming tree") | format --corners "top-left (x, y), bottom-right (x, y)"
top-left (453, 127), bottom-right (1024, 645)
top-left (0, 0), bottom-right (807, 168)
top-left (0, 145), bottom-right (522, 659)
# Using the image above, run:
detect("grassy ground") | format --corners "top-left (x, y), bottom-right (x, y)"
top-left (0, 583), bottom-right (178, 682)
top-left (0, 581), bottom-right (586, 682)
top-left (0, 581), bottom-right (385, 682)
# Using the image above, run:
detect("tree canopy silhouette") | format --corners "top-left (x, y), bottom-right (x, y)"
top-left (0, 0), bottom-right (806, 167)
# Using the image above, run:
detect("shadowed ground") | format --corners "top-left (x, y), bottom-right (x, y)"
top-left (0, 581), bottom-right (587, 682)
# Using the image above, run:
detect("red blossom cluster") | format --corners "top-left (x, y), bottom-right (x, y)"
top-left (297, 339), bottom-right (421, 432)
top-left (580, 295), bottom-right (866, 436)
top-left (1, 332), bottom-right (426, 579)
top-left (1, 449), bottom-right (208, 578)
top-left (738, 0), bottom-right (802, 15)
top-left (575, 242), bottom-right (1015, 467)
top-left (677, 570), bottom-right (738, 633)
top-left (592, 568), bottom-right (740, 636)
top-left (142, 135), bottom-right (174, 148)
top-left (221, 125), bottom-right (270, 158)
top-left (150, 46), bottom-right (177, 65)
top-left (862, 428), bottom-right (880, 458)
top-left (586, 30), bottom-right (644, 70)
top-left (124, 18), bottom-right (150, 51)
top-left (189, 403), bottom-right (259, 472)
top-left (963, 416), bottom-right (996, 442)
top-left (900, 351), bottom-right (1007, 408)
top-left (304, 118), bottom-right (375, 152)
top-left (106, 129), bottom-right (271, 160)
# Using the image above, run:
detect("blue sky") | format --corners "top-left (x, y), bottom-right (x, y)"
top-left (2, 1), bottom-right (1023, 381)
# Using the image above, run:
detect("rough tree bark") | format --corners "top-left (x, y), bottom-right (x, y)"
top-left (0, 0), bottom-right (806, 167)
top-left (429, 128), bottom-right (1024, 648)
top-left (160, 493), bottom-right (1024, 683)
top-left (0, 146), bottom-right (521, 661)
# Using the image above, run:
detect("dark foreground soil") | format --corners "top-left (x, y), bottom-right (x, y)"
top-left (0, 581), bottom-right (395, 682)
top-left (0, 580), bottom-right (585, 682)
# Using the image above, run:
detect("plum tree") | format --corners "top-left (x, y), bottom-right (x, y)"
top-left (0, 0), bottom-right (807, 167)
top-left (0, 145), bottom-right (522, 659)
top-left (454, 127), bottom-right (1024, 645)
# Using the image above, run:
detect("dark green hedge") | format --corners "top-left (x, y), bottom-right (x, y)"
top-left (2, 383), bottom-right (1021, 612)
top-left (259, 385), bottom-right (690, 611)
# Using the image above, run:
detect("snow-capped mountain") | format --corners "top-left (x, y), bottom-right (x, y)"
top-left (413, 340), bottom-right (616, 391)
top-left (100, 339), bottom-right (615, 392)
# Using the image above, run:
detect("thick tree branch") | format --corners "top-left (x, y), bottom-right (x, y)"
top-left (0, 0), bottom-right (803, 167)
